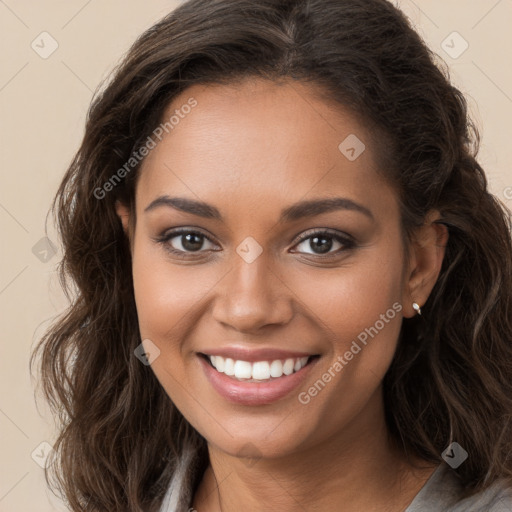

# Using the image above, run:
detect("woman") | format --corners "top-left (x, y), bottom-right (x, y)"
top-left (32, 0), bottom-right (512, 510)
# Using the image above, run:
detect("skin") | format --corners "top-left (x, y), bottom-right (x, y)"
top-left (116, 77), bottom-right (449, 512)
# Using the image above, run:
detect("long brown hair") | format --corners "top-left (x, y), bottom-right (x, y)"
top-left (31, 0), bottom-right (512, 510)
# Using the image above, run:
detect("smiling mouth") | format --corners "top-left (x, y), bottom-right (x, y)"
top-left (199, 353), bottom-right (320, 382)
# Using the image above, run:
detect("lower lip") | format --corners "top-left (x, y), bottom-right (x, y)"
top-left (198, 355), bottom-right (318, 406)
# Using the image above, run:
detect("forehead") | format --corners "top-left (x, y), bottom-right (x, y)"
top-left (135, 78), bottom-right (396, 221)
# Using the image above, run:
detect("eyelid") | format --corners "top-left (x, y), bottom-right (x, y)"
top-left (157, 227), bottom-right (218, 247)
top-left (158, 226), bottom-right (214, 240)
top-left (291, 227), bottom-right (354, 246)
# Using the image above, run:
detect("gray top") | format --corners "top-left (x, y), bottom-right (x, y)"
top-left (405, 463), bottom-right (512, 511)
top-left (160, 456), bottom-right (512, 512)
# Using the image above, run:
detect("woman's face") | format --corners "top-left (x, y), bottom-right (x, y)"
top-left (122, 78), bottom-right (416, 460)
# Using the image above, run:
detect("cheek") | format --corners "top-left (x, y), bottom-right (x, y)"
top-left (131, 241), bottom-right (216, 341)
top-left (130, 243), bottom-right (215, 413)
top-left (334, 258), bottom-right (403, 353)
top-left (289, 242), bottom-right (405, 429)
top-left (295, 241), bottom-right (404, 348)
top-left (290, 241), bottom-right (404, 390)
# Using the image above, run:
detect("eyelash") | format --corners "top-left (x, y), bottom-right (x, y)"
top-left (155, 227), bottom-right (356, 260)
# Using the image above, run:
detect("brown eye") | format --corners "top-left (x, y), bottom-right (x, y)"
top-left (157, 228), bottom-right (218, 257)
top-left (176, 232), bottom-right (206, 252)
top-left (292, 230), bottom-right (355, 257)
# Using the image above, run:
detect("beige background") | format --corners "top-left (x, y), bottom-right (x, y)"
top-left (1, 1), bottom-right (511, 510)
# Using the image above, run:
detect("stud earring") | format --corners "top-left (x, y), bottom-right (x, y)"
top-left (412, 302), bottom-right (422, 315)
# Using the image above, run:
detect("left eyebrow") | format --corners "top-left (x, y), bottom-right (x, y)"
top-left (143, 195), bottom-right (374, 222)
top-left (144, 196), bottom-right (222, 219)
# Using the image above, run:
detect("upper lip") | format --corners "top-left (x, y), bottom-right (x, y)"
top-left (199, 346), bottom-right (318, 362)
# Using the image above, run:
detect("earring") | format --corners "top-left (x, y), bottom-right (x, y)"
top-left (412, 302), bottom-right (422, 315)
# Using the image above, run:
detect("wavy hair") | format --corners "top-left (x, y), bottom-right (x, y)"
top-left (31, 0), bottom-right (512, 510)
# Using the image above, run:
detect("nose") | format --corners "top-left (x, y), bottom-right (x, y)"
top-left (211, 254), bottom-right (294, 333)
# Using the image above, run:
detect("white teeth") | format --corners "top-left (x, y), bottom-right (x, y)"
top-left (283, 358), bottom-right (295, 375)
top-left (269, 360), bottom-right (283, 378)
top-left (224, 358), bottom-right (235, 376)
top-left (208, 355), bottom-right (311, 381)
top-left (234, 360), bottom-right (252, 379)
top-left (215, 356), bottom-right (225, 372)
top-left (252, 361), bottom-right (270, 380)
top-left (292, 357), bottom-right (308, 372)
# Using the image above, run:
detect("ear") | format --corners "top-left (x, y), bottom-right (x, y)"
top-left (402, 210), bottom-right (449, 318)
top-left (115, 200), bottom-right (131, 235)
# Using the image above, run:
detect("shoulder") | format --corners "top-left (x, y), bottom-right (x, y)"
top-left (450, 478), bottom-right (512, 512)
top-left (406, 463), bottom-right (512, 512)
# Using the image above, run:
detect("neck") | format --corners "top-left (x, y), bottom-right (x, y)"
top-left (192, 389), bottom-right (437, 512)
